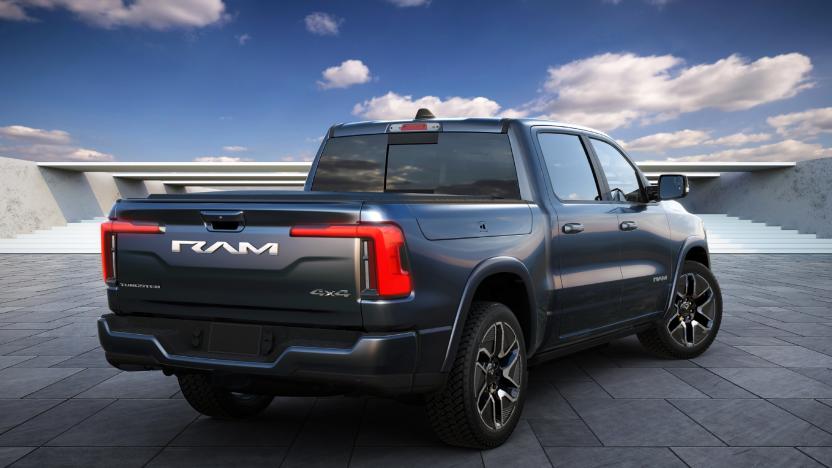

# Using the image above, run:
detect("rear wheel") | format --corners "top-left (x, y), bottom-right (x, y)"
top-left (426, 301), bottom-right (527, 449)
top-left (638, 261), bottom-right (722, 358)
top-left (178, 374), bottom-right (274, 419)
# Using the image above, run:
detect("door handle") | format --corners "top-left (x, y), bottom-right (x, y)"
top-left (562, 223), bottom-right (584, 234)
top-left (620, 220), bottom-right (638, 231)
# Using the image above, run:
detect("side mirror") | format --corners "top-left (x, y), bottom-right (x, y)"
top-left (658, 174), bottom-right (689, 200)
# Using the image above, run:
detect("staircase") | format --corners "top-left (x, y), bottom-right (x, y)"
top-left (0, 218), bottom-right (106, 254)
top-left (698, 214), bottom-right (832, 254)
top-left (0, 215), bottom-right (830, 255)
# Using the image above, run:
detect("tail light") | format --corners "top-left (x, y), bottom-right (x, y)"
top-left (100, 221), bottom-right (165, 283)
top-left (290, 223), bottom-right (412, 298)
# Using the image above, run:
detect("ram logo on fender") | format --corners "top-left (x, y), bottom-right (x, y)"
top-left (171, 240), bottom-right (278, 255)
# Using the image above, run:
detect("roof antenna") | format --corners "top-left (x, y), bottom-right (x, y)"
top-left (414, 108), bottom-right (435, 120)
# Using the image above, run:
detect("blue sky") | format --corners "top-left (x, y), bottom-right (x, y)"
top-left (0, 0), bottom-right (830, 163)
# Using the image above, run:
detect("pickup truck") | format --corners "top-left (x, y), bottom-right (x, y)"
top-left (97, 110), bottom-right (722, 449)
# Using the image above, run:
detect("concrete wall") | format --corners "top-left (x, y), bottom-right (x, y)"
top-left (680, 157), bottom-right (832, 238)
top-left (0, 157), bottom-right (68, 239)
top-left (0, 156), bottom-right (180, 239)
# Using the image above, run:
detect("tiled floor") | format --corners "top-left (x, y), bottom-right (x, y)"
top-left (0, 254), bottom-right (831, 467)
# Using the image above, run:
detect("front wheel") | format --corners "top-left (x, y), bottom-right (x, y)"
top-left (426, 301), bottom-right (527, 449)
top-left (638, 260), bottom-right (722, 359)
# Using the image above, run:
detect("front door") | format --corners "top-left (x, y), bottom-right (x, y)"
top-left (588, 138), bottom-right (672, 319)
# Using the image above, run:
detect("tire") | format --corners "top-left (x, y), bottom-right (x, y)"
top-left (426, 301), bottom-right (527, 449)
top-left (178, 374), bottom-right (274, 419)
top-left (638, 260), bottom-right (723, 359)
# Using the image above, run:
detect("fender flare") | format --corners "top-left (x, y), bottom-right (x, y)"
top-left (665, 236), bottom-right (710, 312)
top-left (440, 256), bottom-right (540, 372)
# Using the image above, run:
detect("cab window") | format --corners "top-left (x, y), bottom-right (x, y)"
top-left (590, 138), bottom-right (643, 203)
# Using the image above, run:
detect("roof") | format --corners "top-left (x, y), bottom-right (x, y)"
top-left (330, 117), bottom-right (612, 139)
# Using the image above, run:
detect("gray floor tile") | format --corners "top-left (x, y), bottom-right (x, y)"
top-left (172, 397), bottom-right (313, 447)
top-left (569, 399), bottom-right (722, 446)
top-left (587, 367), bottom-right (706, 398)
top-left (0, 399), bottom-right (61, 433)
top-left (0, 447), bottom-right (34, 468)
top-left (0, 356), bottom-right (35, 370)
top-left (769, 398), bottom-right (832, 433)
top-left (350, 446), bottom-right (484, 468)
top-left (670, 398), bottom-right (832, 446)
top-left (545, 447), bottom-right (685, 468)
top-left (554, 380), bottom-right (611, 400)
top-left (146, 447), bottom-right (286, 468)
top-left (50, 348), bottom-right (109, 368)
top-left (799, 447), bottom-right (832, 467)
top-left (24, 368), bottom-right (120, 399)
top-left (482, 420), bottom-right (550, 467)
top-left (46, 399), bottom-right (197, 446)
top-left (355, 399), bottom-right (440, 446)
top-left (76, 371), bottom-right (180, 399)
top-left (0, 399), bottom-right (113, 446)
top-left (7, 337), bottom-right (99, 356)
top-left (522, 381), bottom-right (578, 420)
top-left (711, 367), bottom-right (832, 398)
top-left (281, 397), bottom-right (363, 468)
top-left (666, 368), bottom-right (757, 398)
top-left (690, 343), bottom-right (779, 368)
top-left (0, 367), bottom-right (82, 398)
top-left (10, 355), bottom-right (71, 368)
top-left (673, 447), bottom-right (824, 468)
top-left (736, 345), bottom-right (832, 367)
top-left (528, 419), bottom-right (600, 447)
top-left (10, 447), bottom-right (159, 468)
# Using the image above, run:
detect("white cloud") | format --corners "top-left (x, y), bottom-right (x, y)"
top-left (708, 132), bottom-right (771, 147)
top-left (304, 12), bottom-right (341, 36)
top-left (193, 156), bottom-right (252, 162)
top-left (1, 0), bottom-right (228, 29)
top-left (0, 123), bottom-right (113, 161)
top-left (0, 0), bottom-right (30, 20)
top-left (235, 33), bottom-right (251, 45)
top-left (767, 107), bottom-right (832, 138)
top-left (622, 130), bottom-right (772, 153)
top-left (386, 0), bottom-right (431, 7)
top-left (221, 145), bottom-right (248, 152)
top-left (0, 143), bottom-right (113, 161)
top-left (68, 148), bottom-right (114, 161)
top-left (668, 139), bottom-right (832, 163)
top-left (0, 125), bottom-right (71, 144)
top-left (318, 59), bottom-right (371, 90)
top-left (518, 52), bottom-right (813, 131)
top-left (622, 129), bottom-right (711, 152)
top-left (353, 91), bottom-right (502, 120)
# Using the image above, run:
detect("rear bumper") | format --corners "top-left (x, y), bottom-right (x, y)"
top-left (98, 314), bottom-right (445, 395)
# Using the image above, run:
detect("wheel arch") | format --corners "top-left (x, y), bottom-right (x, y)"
top-left (665, 237), bottom-right (711, 312)
top-left (441, 257), bottom-right (541, 373)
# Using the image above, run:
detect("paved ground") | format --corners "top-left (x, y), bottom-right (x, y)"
top-left (0, 254), bottom-right (831, 467)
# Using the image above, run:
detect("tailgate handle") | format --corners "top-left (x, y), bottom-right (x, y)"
top-left (201, 210), bottom-right (245, 232)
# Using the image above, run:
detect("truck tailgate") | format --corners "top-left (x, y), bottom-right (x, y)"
top-left (109, 201), bottom-right (363, 328)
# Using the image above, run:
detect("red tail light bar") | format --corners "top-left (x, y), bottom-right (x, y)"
top-left (290, 223), bottom-right (412, 298)
top-left (100, 221), bottom-right (165, 283)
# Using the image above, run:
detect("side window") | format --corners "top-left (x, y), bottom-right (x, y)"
top-left (590, 138), bottom-right (643, 203)
top-left (537, 133), bottom-right (600, 202)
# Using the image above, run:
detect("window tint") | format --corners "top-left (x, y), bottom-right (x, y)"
top-left (386, 133), bottom-right (519, 198)
top-left (311, 134), bottom-right (388, 192)
top-left (312, 133), bottom-right (520, 198)
top-left (590, 138), bottom-right (643, 203)
top-left (537, 133), bottom-right (600, 201)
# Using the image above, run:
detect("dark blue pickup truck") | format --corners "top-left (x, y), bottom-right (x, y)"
top-left (98, 110), bottom-right (722, 448)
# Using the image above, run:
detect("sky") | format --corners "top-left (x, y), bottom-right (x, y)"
top-left (0, 0), bottom-right (831, 163)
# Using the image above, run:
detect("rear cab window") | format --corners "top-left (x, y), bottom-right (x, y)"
top-left (311, 133), bottom-right (520, 199)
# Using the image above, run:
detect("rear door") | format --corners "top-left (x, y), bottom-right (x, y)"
top-left (112, 201), bottom-right (364, 327)
top-left (534, 130), bottom-right (624, 343)
top-left (588, 138), bottom-right (672, 318)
